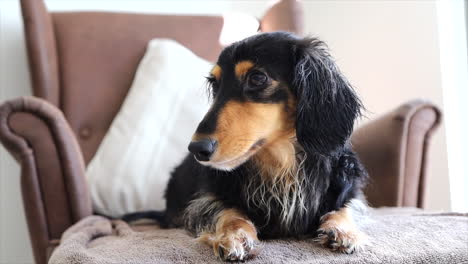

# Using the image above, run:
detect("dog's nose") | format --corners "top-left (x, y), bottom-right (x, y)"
top-left (188, 139), bottom-right (217, 161)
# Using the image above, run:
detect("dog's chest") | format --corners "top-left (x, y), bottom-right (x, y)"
top-left (239, 170), bottom-right (316, 237)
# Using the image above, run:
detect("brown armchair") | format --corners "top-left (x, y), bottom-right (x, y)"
top-left (0, 0), bottom-right (441, 263)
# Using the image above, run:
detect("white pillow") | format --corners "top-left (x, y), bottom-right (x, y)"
top-left (86, 39), bottom-right (212, 217)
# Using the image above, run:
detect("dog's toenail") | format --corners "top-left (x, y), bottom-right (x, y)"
top-left (218, 247), bottom-right (225, 259)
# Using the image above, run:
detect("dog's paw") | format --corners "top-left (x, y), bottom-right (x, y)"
top-left (315, 226), bottom-right (366, 254)
top-left (209, 229), bottom-right (260, 261)
top-left (315, 211), bottom-right (366, 254)
top-left (197, 209), bottom-right (260, 261)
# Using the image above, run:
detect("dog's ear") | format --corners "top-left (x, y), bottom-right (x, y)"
top-left (292, 38), bottom-right (362, 155)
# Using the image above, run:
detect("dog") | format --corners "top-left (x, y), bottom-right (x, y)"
top-left (124, 32), bottom-right (369, 261)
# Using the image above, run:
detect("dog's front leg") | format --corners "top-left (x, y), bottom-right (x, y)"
top-left (315, 199), bottom-right (367, 254)
top-left (185, 195), bottom-right (259, 261)
top-left (200, 208), bottom-right (259, 261)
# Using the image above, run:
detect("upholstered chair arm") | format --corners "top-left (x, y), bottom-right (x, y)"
top-left (0, 96), bottom-right (92, 264)
top-left (351, 100), bottom-right (442, 208)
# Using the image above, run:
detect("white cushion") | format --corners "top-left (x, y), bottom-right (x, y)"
top-left (86, 39), bottom-right (212, 217)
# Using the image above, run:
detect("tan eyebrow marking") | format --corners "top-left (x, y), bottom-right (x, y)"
top-left (211, 65), bottom-right (222, 80)
top-left (235, 60), bottom-right (255, 79)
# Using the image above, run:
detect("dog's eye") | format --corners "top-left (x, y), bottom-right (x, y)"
top-left (248, 72), bottom-right (268, 88)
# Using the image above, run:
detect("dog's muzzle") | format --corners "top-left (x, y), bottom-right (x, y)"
top-left (188, 138), bottom-right (217, 162)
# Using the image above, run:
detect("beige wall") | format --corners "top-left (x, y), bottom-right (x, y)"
top-left (299, 1), bottom-right (450, 211)
top-left (0, 1), bottom-right (451, 263)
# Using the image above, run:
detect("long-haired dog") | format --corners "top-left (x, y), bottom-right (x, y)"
top-left (124, 32), bottom-right (368, 261)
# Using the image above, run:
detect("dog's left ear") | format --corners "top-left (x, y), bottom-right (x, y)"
top-left (292, 38), bottom-right (362, 155)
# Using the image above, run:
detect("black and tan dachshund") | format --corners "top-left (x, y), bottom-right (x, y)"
top-left (124, 32), bottom-right (369, 261)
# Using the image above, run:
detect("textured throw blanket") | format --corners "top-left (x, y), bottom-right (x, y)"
top-left (49, 208), bottom-right (468, 264)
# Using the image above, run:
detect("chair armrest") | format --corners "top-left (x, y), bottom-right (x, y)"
top-left (351, 100), bottom-right (442, 208)
top-left (0, 96), bottom-right (92, 264)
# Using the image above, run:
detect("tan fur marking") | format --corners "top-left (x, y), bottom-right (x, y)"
top-left (263, 80), bottom-right (280, 97)
top-left (316, 205), bottom-right (367, 253)
top-left (319, 208), bottom-right (354, 230)
top-left (210, 101), bottom-right (294, 167)
top-left (251, 94), bottom-right (297, 178)
top-left (211, 65), bottom-right (222, 80)
top-left (198, 209), bottom-right (259, 261)
top-left (235, 60), bottom-right (255, 78)
top-left (253, 129), bottom-right (296, 181)
top-left (191, 133), bottom-right (208, 142)
top-left (245, 95), bottom-right (307, 228)
top-left (216, 209), bottom-right (257, 237)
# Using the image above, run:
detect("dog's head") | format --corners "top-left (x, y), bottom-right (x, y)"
top-left (188, 32), bottom-right (362, 171)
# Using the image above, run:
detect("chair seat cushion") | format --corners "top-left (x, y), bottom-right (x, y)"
top-left (49, 208), bottom-right (468, 263)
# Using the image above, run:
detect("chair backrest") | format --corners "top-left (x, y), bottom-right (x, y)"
top-left (21, 0), bottom-right (304, 163)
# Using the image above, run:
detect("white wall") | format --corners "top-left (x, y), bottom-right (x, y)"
top-left (437, 0), bottom-right (468, 212)
top-left (0, 2), bottom-right (35, 263)
top-left (0, 0), bottom-right (461, 263)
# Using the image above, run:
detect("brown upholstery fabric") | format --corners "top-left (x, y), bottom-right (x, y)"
top-left (52, 12), bottom-right (225, 164)
top-left (10, 112), bottom-right (73, 238)
top-left (20, 0), bottom-right (60, 105)
top-left (0, 97), bottom-right (92, 264)
top-left (261, 0), bottom-right (304, 35)
top-left (352, 100), bottom-right (442, 208)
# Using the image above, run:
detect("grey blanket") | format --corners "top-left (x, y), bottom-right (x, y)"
top-left (49, 208), bottom-right (468, 264)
